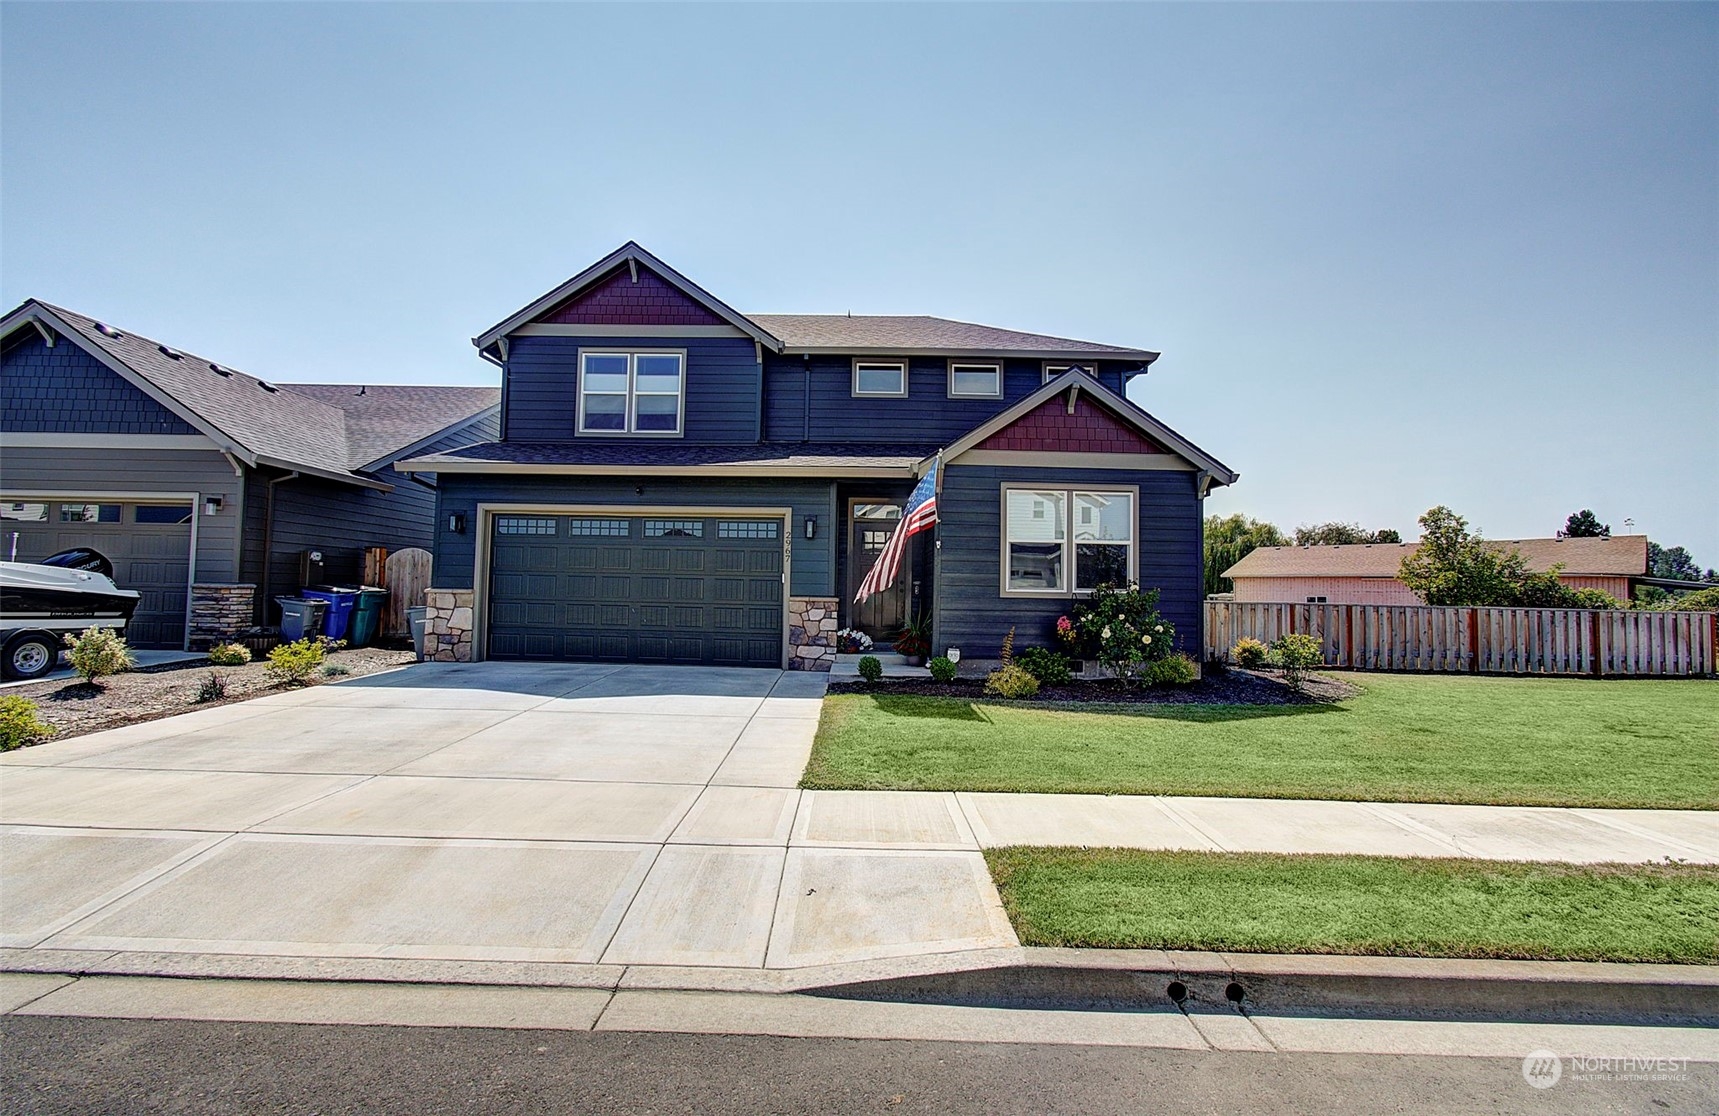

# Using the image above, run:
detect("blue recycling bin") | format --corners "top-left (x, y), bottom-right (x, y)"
top-left (301, 588), bottom-right (359, 642)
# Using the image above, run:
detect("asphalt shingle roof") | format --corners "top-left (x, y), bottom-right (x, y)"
top-left (1224, 536), bottom-right (1650, 580)
top-left (25, 302), bottom-right (496, 479)
top-left (746, 314), bottom-right (1156, 357)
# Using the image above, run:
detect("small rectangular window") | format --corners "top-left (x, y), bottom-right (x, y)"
top-left (61, 503), bottom-right (122, 523)
top-left (949, 362), bottom-right (1002, 398)
top-left (853, 360), bottom-right (908, 397)
top-left (718, 520), bottom-right (779, 539)
top-left (1042, 363), bottom-right (1093, 384)
top-left (567, 518), bottom-right (629, 537)
top-left (644, 519), bottom-right (703, 538)
top-left (2, 503), bottom-right (47, 521)
top-left (495, 516), bottom-right (558, 536)
top-left (133, 504), bottom-right (191, 525)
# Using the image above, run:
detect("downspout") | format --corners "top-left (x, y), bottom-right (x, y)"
top-left (802, 355), bottom-right (812, 443)
top-left (260, 470), bottom-right (300, 625)
top-left (754, 341), bottom-right (765, 444)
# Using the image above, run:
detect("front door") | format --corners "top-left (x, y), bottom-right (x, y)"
top-left (847, 500), bottom-right (909, 641)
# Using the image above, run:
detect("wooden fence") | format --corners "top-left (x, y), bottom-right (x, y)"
top-left (1204, 601), bottom-right (1716, 678)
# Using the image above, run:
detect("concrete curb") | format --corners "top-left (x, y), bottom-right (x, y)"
top-left (5, 945), bottom-right (1716, 1025)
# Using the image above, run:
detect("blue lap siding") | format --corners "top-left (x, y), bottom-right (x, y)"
top-left (933, 464), bottom-right (1205, 660)
top-left (434, 474), bottom-right (837, 599)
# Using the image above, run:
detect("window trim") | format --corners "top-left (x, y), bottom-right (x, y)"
top-left (576, 348), bottom-right (687, 438)
top-left (947, 361), bottom-right (1003, 399)
top-left (998, 483), bottom-right (1139, 599)
top-left (851, 358), bottom-right (909, 399)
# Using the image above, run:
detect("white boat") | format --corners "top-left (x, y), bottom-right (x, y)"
top-left (0, 550), bottom-right (141, 679)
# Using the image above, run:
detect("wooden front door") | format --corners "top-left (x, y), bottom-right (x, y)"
top-left (847, 499), bottom-right (909, 641)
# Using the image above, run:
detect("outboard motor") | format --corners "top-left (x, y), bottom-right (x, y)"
top-left (39, 548), bottom-right (115, 579)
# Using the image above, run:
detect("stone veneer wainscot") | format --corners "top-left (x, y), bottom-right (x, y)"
top-left (188, 584), bottom-right (257, 650)
top-left (424, 588), bottom-right (475, 662)
top-left (787, 596), bottom-right (838, 671)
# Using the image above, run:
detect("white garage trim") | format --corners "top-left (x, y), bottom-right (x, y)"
top-left (1, 489), bottom-right (202, 650)
top-left (472, 503), bottom-right (795, 666)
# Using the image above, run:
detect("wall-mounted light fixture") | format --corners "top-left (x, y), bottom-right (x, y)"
top-left (804, 515), bottom-right (817, 540)
top-left (202, 496), bottom-right (223, 516)
top-left (946, 648), bottom-right (961, 664)
top-left (448, 513), bottom-right (467, 534)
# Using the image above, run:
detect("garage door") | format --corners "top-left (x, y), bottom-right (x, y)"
top-left (487, 513), bottom-right (785, 667)
top-left (1, 500), bottom-right (193, 649)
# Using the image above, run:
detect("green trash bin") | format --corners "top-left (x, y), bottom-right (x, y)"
top-left (349, 587), bottom-right (390, 648)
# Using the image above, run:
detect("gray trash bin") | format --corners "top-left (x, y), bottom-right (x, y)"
top-left (276, 597), bottom-right (328, 643)
top-left (407, 606), bottom-right (429, 661)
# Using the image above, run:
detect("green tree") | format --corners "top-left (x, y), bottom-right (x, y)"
top-left (1397, 506), bottom-right (1533, 606)
top-left (1648, 542), bottom-right (1714, 583)
top-left (1292, 522), bottom-right (1402, 546)
top-left (1204, 514), bottom-right (1286, 596)
top-left (1562, 510), bottom-right (1610, 538)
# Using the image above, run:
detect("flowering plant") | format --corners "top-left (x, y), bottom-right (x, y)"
top-left (1069, 583), bottom-right (1176, 684)
top-left (835, 628), bottom-right (874, 654)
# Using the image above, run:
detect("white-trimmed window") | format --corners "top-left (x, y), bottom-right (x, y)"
top-left (948, 361), bottom-right (1002, 399)
top-left (1042, 362), bottom-right (1092, 384)
top-left (578, 350), bottom-right (685, 436)
top-left (852, 359), bottom-right (908, 398)
top-left (1002, 486), bottom-right (1135, 596)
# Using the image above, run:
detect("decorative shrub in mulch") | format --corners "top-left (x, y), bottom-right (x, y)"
top-left (826, 666), bottom-right (1359, 706)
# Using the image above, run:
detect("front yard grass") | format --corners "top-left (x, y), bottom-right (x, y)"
top-left (985, 848), bottom-right (1719, 963)
top-left (803, 673), bottom-right (1719, 808)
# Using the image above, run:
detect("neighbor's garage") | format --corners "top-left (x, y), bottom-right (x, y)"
top-left (1, 499), bottom-right (193, 648)
top-left (486, 513), bottom-right (785, 667)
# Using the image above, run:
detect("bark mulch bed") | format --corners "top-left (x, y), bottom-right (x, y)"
top-left (826, 666), bottom-right (1359, 706)
top-left (9, 647), bottom-right (418, 741)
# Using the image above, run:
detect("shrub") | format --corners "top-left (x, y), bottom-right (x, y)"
top-left (983, 663), bottom-right (1039, 699)
top-left (1663, 587), bottom-right (1719, 612)
top-left (266, 637), bottom-right (330, 686)
top-left (1143, 652), bottom-right (1199, 686)
top-left (1015, 647), bottom-right (1072, 686)
top-left (928, 656), bottom-right (958, 683)
top-left (1567, 587), bottom-right (1624, 610)
top-left (195, 672), bottom-right (227, 704)
top-left (856, 655), bottom-right (883, 683)
top-left (1069, 584), bottom-right (1176, 684)
top-left (1231, 637), bottom-right (1269, 668)
top-left (63, 626), bottom-right (134, 685)
top-left (0, 695), bottom-right (54, 751)
top-left (207, 642), bottom-right (252, 666)
top-left (322, 663), bottom-right (352, 678)
top-left (1271, 633), bottom-right (1325, 692)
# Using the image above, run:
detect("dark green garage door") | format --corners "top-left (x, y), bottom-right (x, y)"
top-left (487, 514), bottom-right (785, 667)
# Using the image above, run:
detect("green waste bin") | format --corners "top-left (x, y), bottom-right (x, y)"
top-left (349, 587), bottom-right (390, 648)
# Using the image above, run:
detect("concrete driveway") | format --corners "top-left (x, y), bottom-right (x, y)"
top-left (0, 663), bottom-right (1014, 976)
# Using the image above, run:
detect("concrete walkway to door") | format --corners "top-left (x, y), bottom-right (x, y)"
top-left (0, 662), bottom-right (1015, 979)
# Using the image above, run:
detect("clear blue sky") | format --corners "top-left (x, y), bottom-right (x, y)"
top-left (4, 3), bottom-right (1714, 559)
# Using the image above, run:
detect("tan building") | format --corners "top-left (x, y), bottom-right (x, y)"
top-left (1222, 535), bottom-right (1648, 605)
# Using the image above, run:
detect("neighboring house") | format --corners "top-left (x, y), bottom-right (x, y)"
top-left (1, 301), bottom-right (500, 649)
top-left (1222, 535), bottom-right (1649, 605)
top-left (399, 242), bottom-right (1236, 669)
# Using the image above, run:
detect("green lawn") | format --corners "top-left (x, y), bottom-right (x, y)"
top-left (985, 848), bottom-right (1719, 963)
top-left (804, 674), bottom-right (1719, 808)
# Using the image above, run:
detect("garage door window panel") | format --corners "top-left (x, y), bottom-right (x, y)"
top-left (61, 504), bottom-right (121, 523)
top-left (134, 504), bottom-right (193, 525)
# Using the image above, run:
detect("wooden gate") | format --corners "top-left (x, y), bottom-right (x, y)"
top-left (382, 547), bottom-right (432, 639)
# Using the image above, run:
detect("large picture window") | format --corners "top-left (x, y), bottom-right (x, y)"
top-left (1002, 486), bottom-right (1135, 595)
top-left (578, 350), bottom-right (685, 436)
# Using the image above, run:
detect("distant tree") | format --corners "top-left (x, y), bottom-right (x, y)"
top-left (1562, 510), bottom-right (1610, 538)
top-left (1398, 507), bottom-right (1530, 606)
top-left (1292, 522), bottom-right (1402, 546)
top-left (1648, 542), bottom-right (1714, 583)
top-left (1204, 514), bottom-right (1286, 596)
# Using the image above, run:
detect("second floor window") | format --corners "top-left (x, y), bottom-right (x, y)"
top-left (852, 359), bottom-right (908, 397)
top-left (578, 351), bottom-right (685, 435)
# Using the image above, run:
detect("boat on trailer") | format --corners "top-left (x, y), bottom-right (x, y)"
top-left (0, 549), bottom-right (140, 679)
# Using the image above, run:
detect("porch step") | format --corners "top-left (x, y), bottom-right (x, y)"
top-left (830, 658), bottom-right (931, 681)
top-left (834, 651), bottom-right (910, 666)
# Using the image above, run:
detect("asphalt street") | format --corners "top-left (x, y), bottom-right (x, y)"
top-left (4, 1015), bottom-right (1713, 1116)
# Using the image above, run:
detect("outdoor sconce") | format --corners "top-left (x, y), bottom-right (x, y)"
top-left (202, 496), bottom-right (223, 516)
top-left (946, 648), bottom-right (961, 664)
top-left (804, 515), bottom-right (817, 540)
top-left (448, 513), bottom-right (467, 535)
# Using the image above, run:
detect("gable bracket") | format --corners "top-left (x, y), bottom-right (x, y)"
top-left (1065, 384), bottom-right (1080, 415)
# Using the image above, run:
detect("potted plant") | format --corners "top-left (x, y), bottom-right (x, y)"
top-left (892, 611), bottom-right (933, 666)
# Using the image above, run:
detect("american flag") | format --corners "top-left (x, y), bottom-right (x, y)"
top-left (855, 456), bottom-right (939, 604)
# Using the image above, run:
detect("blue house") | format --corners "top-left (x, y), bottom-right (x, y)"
top-left (401, 243), bottom-right (1237, 670)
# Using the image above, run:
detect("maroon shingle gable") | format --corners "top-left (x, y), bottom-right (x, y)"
top-left (542, 266), bottom-right (725, 328)
top-left (976, 394), bottom-right (1165, 454)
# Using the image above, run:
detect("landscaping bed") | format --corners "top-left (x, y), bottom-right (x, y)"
top-left (986, 847), bottom-right (1719, 963)
top-left (805, 673), bottom-right (1719, 808)
top-left (827, 667), bottom-right (1358, 705)
top-left (7, 647), bottom-right (416, 742)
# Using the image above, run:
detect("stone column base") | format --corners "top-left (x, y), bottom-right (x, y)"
top-left (189, 584), bottom-right (257, 649)
top-left (424, 588), bottom-right (475, 662)
top-left (787, 596), bottom-right (838, 671)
